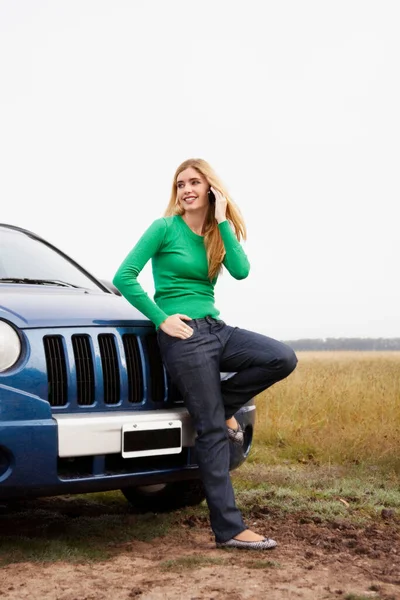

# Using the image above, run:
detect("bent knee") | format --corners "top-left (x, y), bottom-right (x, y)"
top-left (278, 346), bottom-right (298, 378)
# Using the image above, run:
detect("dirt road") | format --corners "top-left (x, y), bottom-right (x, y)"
top-left (1, 511), bottom-right (399, 600)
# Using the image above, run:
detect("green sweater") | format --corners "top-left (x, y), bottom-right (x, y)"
top-left (113, 215), bottom-right (250, 328)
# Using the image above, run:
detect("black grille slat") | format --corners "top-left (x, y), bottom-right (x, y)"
top-left (72, 335), bottom-right (95, 406)
top-left (44, 336), bottom-right (67, 406)
top-left (123, 334), bottom-right (144, 403)
top-left (44, 331), bottom-right (163, 409)
top-left (99, 334), bottom-right (120, 405)
top-left (144, 334), bottom-right (166, 403)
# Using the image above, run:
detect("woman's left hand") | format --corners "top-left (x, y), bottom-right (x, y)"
top-left (211, 187), bottom-right (227, 224)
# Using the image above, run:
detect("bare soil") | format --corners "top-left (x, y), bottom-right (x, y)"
top-left (1, 511), bottom-right (399, 600)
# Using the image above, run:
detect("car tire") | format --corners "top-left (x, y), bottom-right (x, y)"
top-left (121, 479), bottom-right (205, 513)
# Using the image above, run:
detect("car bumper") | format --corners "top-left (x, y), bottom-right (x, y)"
top-left (54, 408), bottom-right (196, 457)
top-left (0, 398), bottom-right (255, 500)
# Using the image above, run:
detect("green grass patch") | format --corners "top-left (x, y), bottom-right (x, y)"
top-left (232, 462), bottom-right (400, 525)
top-left (0, 537), bottom-right (108, 565)
top-left (160, 556), bottom-right (228, 571)
top-left (159, 555), bottom-right (280, 572)
top-left (0, 491), bottom-right (175, 566)
top-left (243, 559), bottom-right (280, 569)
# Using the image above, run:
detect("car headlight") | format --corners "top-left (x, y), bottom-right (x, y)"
top-left (0, 321), bottom-right (22, 372)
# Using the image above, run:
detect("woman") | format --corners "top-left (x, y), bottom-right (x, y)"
top-left (113, 158), bottom-right (297, 550)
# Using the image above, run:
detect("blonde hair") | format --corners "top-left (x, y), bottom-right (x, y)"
top-left (164, 158), bottom-right (246, 280)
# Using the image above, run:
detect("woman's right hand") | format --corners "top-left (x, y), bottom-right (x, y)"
top-left (159, 314), bottom-right (194, 339)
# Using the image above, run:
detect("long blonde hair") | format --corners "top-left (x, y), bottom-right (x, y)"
top-left (164, 158), bottom-right (246, 280)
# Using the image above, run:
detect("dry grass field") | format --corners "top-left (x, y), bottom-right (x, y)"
top-left (253, 351), bottom-right (400, 470)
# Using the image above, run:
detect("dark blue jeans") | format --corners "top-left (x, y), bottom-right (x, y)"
top-left (157, 316), bottom-right (297, 543)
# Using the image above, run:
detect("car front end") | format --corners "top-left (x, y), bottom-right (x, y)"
top-left (0, 224), bottom-right (255, 506)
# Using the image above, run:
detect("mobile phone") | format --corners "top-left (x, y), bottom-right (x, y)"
top-left (208, 189), bottom-right (216, 204)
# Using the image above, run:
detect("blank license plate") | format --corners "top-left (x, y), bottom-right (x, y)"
top-left (122, 420), bottom-right (182, 458)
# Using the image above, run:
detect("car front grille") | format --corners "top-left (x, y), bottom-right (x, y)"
top-left (43, 330), bottom-right (167, 409)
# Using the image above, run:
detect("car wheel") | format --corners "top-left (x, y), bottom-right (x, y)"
top-left (121, 479), bottom-right (205, 513)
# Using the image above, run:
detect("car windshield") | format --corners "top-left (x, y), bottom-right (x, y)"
top-left (0, 228), bottom-right (104, 291)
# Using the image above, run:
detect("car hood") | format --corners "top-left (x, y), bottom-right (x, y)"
top-left (0, 285), bottom-right (151, 329)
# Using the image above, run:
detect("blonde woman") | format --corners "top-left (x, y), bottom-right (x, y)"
top-left (113, 158), bottom-right (297, 550)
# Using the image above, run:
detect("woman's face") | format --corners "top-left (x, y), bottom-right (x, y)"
top-left (176, 167), bottom-right (209, 213)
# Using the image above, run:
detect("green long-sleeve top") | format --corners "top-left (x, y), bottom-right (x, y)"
top-left (113, 215), bottom-right (250, 328)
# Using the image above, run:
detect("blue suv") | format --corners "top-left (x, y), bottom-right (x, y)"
top-left (0, 224), bottom-right (255, 511)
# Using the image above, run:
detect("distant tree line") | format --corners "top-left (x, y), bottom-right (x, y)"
top-left (283, 338), bottom-right (400, 351)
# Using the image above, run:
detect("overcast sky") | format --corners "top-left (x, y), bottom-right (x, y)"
top-left (1, 1), bottom-right (399, 339)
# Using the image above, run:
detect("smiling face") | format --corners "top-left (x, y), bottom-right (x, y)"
top-left (176, 167), bottom-right (209, 213)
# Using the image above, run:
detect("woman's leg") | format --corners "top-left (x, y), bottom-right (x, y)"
top-left (219, 327), bottom-right (297, 420)
top-left (157, 326), bottom-right (246, 544)
top-left (217, 325), bottom-right (297, 543)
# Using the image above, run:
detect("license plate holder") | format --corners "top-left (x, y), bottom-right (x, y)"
top-left (122, 420), bottom-right (182, 458)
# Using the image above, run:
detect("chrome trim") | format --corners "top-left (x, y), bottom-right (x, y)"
top-left (239, 405), bottom-right (256, 413)
top-left (54, 408), bottom-right (195, 458)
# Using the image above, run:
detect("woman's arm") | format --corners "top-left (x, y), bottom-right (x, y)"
top-left (219, 220), bottom-right (250, 280)
top-left (113, 219), bottom-right (169, 328)
top-left (212, 187), bottom-right (250, 280)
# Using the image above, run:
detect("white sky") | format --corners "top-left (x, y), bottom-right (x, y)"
top-left (1, 0), bottom-right (399, 339)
